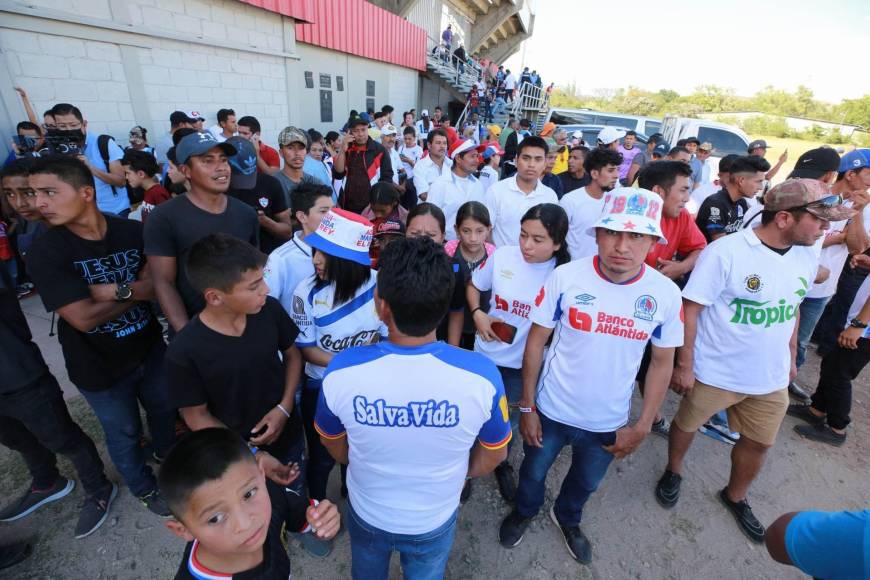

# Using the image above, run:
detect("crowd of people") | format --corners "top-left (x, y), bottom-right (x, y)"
top-left (1, 84), bottom-right (869, 580)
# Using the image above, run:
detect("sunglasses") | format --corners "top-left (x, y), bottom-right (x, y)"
top-left (796, 194), bottom-right (843, 211)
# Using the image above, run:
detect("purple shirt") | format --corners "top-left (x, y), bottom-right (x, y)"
top-left (617, 144), bottom-right (642, 179)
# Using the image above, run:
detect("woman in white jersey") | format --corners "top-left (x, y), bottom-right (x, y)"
top-left (467, 203), bottom-right (570, 502)
top-left (291, 208), bottom-right (386, 501)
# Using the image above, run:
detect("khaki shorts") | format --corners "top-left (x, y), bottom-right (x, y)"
top-left (673, 381), bottom-right (789, 446)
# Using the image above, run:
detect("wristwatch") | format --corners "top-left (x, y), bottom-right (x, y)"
top-left (849, 318), bottom-right (867, 329)
top-left (115, 282), bottom-right (133, 302)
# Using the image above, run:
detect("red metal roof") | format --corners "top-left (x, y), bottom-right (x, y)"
top-left (293, 0), bottom-right (426, 71)
top-left (237, 0), bottom-right (316, 23)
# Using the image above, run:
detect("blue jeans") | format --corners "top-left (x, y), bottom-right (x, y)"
top-left (498, 366), bottom-right (522, 454)
top-left (797, 296), bottom-right (831, 369)
top-left (79, 341), bottom-right (175, 496)
top-left (515, 412), bottom-right (616, 527)
top-left (347, 502), bottom-right (458, 580)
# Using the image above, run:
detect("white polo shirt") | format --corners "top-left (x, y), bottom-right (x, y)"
top-left (807, 201), bottom-right (870, 300)
top-left (471, 246), bottom-right (556, 369)
top-left (683, 227), bottom-right (818, 395)
top-left (560, 187), bottom-right (612, 261)
top-left (484, 176), bottom-right (558, 247)
top-left (315, 341), bottom-right (511, 535)
top-left (427, 171), bottom-right (486, 240)
top-left (264, 232), bottom-right (313, 316)
top-left (413, 155), bottom-right (453, 199)
top-left (531, 256), bottom-right (683, 431)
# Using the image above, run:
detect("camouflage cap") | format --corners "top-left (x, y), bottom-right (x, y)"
top-left (764, 178), bottom-right (855, 222)
top-left (277, 126), bottom-right (309, 148)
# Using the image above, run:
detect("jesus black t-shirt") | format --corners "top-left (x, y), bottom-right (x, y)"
top-left (144, 195), bottom-right (259, 318)
top-left (173, 480), bottom-right (310, 580)
top-left (26, 215), bottom-right (161, 390)
top-left (228, 173), bottom-right (289, 254)
top-left (166, 297), bottom-right (303, 459)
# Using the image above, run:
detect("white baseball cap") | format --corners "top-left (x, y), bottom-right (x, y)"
top-left (597, 126), bottom-right (627, 145)
top-left (305, 209), bottom-right (374, 266)
top-left (586, 187), bottom-right (668, 245)
top-left (380, 124), bottom-right (398, 136)
top-left (421, 109), bottom-right (430, 117)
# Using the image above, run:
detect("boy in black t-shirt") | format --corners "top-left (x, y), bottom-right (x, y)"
top-left (160, 428), bottom-right (340, 580)
top-left (26, 156), bottom-right (176, 519)
top-left (166, 234), bottom-right (305, 479)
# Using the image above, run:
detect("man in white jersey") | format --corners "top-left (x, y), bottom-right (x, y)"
top-left (412, 129), bottom-right (451, 203)
top-left (499, 188), bottom-right (684, 564)
top-left (315, 237), bottom-right (510, 579)
top-left (790, 150), bottom-right (870, 401)
top-left (264, 182), bottom-right (334, 315)
top-left (655, 179), bottom-right (853, 544)
top-left (485, 136), bottom-right (557, 247)
top-left (560, 147), bottom-right (622, 260)
top-left (427, 139), bottom-right (486, 240)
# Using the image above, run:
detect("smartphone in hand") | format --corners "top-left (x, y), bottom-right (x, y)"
top-left (490, 320), bottom-right (518, 344)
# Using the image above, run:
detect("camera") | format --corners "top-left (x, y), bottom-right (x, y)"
top-left (45, 130), bottom-right (85, 156)
top-left (12, 134), bottom-right (39, 154)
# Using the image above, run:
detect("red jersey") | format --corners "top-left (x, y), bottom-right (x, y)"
top-left (259, 143), bottom-right (280, 170)
top-left (645, 208), bottom-right (707, 267)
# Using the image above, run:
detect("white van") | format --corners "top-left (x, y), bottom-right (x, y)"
top-left (546, 108), bottom-right (661, 137)
top-left (661, 116), bottom-right (750, 158)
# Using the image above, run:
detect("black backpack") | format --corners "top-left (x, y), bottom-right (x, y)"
top-left (97, 135), bottom-right (143, 205)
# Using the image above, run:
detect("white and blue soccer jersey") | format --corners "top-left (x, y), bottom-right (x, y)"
top-left (264, 232), bottom-right (314, 316)
top-left (531, 256), bottom-right (684, 432)
top-left (291, 271), bottom-right (387, 381)
top-left (314, 342), bottom-right (511, 535)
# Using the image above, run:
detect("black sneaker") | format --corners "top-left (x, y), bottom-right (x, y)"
top-left (498, 509), bottom-right (532, 548)
top-left (787, 404), bottom-right (825, 426)
top-left (655, 470), bottom-right (681, 508)
top-left (494, 462), bottom-right (517, 502)
top-left (794, 423), bottom-right (846, 447)
top-left (718, 488), bottom-right (765, 543)
top-left (0, 477), bottom-right (75, 522)
top-left (787, 382), bottom-right (812, 404)
top-left (0, 541), bottom-right (32, 571)
top-left (75, 482), bottom-right (118, 539)
top-left (460, 478), bottom-right (473, 503)
top-left (549, 506), bottom-right (592, 564)
top-left (139, 489), bottom-right (172, 518)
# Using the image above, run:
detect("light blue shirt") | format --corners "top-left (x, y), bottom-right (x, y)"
top-left (786, 510), bottom-right (869, 579)
top-left (84, 132), bottom-right (129, 215)
top-left (303, 156), bottom-right (332, 189)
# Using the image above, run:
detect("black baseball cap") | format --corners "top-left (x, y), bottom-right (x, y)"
top-left (788, 147), bottom-right (842, 179)
top-left (169, 111), bottom-right (197, 125)
top-left (685, 137), bottom-right (701, 145)
top-left (347, 115), bottom-right (369, 129)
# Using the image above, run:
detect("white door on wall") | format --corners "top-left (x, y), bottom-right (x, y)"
top-left (387, 69), bottom-right (418, 120)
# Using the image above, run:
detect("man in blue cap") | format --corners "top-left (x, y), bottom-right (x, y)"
top-left (788, 149), bottom-right (870, 405)
top-left (145, 131), bottom-right (259, 333)
top-left (225, 136), bottom-right (292, 253)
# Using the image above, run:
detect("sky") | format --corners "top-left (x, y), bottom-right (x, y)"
top-left (504, 0), bottom-right (869, 104)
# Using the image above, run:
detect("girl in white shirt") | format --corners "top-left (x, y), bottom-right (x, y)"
top-left (292, 209), bottom-right (385, 500)
top-left (466, 202), bottom-right (570, 501)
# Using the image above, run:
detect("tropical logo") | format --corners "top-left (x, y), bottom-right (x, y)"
top-left (729, 278), bottom-right (808, 327)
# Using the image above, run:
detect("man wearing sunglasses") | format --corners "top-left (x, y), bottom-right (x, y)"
top-left (655, 178), bottom-right (854, 543)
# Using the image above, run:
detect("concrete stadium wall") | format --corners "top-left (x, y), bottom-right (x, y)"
top-left (0, 0), bottom-right (420, 155)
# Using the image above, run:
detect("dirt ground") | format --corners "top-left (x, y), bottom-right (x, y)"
top-left (2, 295), bottom-right (868, 580)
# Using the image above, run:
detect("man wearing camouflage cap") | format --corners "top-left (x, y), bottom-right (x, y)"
top-left (655, 178), bottom-right (854, 543)
top-left (275, 126), bottom-right (319, 208)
